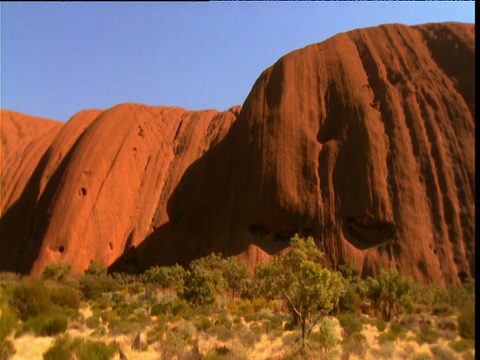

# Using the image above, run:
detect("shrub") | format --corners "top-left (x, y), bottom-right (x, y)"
top-left (107, 317), bottom-right (141, 336)
top-left (432, 303), bottom-right (453, 316)
top-left (437, 318), bottom-right (457, 331)
top-left (373, 318), bottom-right (387, 332)
top-left (416, 324), bottom-right (439, 344)
top-left (10, 277), bottom-right (51, 321)
top-left (410, 352), bottom-right (433, 360)
top-left (171, 298), bottom-right (192, 318)
top-left (43, 315), bottom-right (68, 336)
top-left (215, 326), bottom-right (235, 341)
top-left (369, 341), bottom-right (396, 359)
top-left (43, 335), bottom-right (119, 360)
top-left (151, 302), bottom-right (170, 316)
top-left (386, 321), bottom-right (405, 340)
top-left (43, 344), bottom-right (71, 360)
top-left (193, 315), bottom-right (212, 332)
top-left (429, 344), bottom-right (459, 360)
top-left (85, 316), bottom-right (100, 329)
top-left (77, 340), bottom-right (119, 360)
top-left (159, 323), bottom-right (197, 359)
top-left (252, 297), bottom-right (272, 312)
top-left (338, 313), bottom-right (363, 336)
top-left (448, 339), bottom-right (475, 353)
top-left (1, 339), bottom-right (16, 360)
top-left (341, 332), bottom-right (367, 360)
top-left (239, 301), bottom-right (254, 318)
top-left (42, 262), bottom-right (74, 284)
top-left (0, 309), bottom-right (17, 341)
top-left (378, 331), bottom-right (397, 344)
top-left (17, 314), bottom-right (67, 337)
top-left (457, 298), bottom-right (475, 339)
top-left (49, 285), bottom-right (80, 310)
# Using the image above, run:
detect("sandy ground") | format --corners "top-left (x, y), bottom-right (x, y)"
top-left (7, 310), bottom-right (474, 360)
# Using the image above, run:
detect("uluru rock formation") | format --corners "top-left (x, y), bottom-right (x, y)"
top-left (0, 22), bottom-right (474, 286)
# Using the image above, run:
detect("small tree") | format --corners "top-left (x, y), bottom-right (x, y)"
top-left (180, 253), bottom-right (225, 307)
top-left (181, 267), bottom-right (217, 307)
top-left (255, 234), bottom-right (344, 348)
top-left (366, 268), bottom-right (413, 321)
top-left (338, 260), bottom-right (368, 315)
top-left (222, 256), bottom-right (251, 300)
top-left (144, 264), bottom-right (186, 292)
top-left (253, 262), bottom-right (279, 302)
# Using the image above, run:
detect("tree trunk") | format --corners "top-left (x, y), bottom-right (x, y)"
top-left (301, 320), bottom-right (306, 348)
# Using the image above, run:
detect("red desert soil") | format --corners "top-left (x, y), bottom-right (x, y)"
top-left (0, 22), bottom-right (474, 286)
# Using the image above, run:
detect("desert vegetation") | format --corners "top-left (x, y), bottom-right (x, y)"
top-left (0, 236), bottom-right (475, 359)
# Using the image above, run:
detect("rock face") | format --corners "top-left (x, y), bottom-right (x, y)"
top-left (0, 22), bottom-right (474, 286)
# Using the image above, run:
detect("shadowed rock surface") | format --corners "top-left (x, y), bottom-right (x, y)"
top-left (0, 22), bottom-right (474, 286)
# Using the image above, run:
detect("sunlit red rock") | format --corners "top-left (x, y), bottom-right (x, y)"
top-left (0, 22), bottom-right (474, 286)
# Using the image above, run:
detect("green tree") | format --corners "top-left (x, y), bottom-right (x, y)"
top-left (253, 262), bottom-right (278, 301)
top-left (180, 253), bottom-right (225, 307)
top-left (144, 264), bottom-right (186, 292)
top-left (338, 260), bottom-right (368, 315)
top-left (255, 234), bottom-right (344, 348)
top-left (222, 256), bottom-right (251, 300)
top-left (366, 268), bottom-right (414, 321)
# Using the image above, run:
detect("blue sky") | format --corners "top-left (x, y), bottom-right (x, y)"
top-left (1, 2), bottom-right (475, 122)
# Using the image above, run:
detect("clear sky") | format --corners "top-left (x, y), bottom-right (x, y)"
top-left (0, 2), bottom-right (475, 122)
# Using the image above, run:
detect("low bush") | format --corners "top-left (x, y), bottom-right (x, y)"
top-left (369, 341), bottom-right (396, 359)
top-left (457, 298), bottom-right (475, 339)
top-left (429, 344), bottom-right (459, 360)
top-left (282, 330), bottom-right (301, 347)
top-left (0, 309), bottom-right (17, 341)
top-left (43, 335), bottom-right (118, 360)
top-left (1, 338), bottom-right (16, 360)
top-left (389, 321), bottom-right (405, 339)
top-left (50, 285), bottom-right (80, 310)
top-left (17, 314), bottom-right (67, 337)
top-left (215, 326), bottom-right (235, 341)
top-left (372, 318), bottom-right (387, 332)
top-left (378, 331), bottom-right (397, 344)
top-left (252, 297), bottom-right (272, 312)
top-left (432, 303), bottom-right (453, 316)
top-left (10, 277), bottom-right (51, 321)
top-left (193, 315), bottom-right (212, 332)
top-left (262, 314), bottom-right (283, 334)
top-left (239, 301), bottom-right (254, 318)
top-left (151, 302), bottom-right (170, 316)
top-left (159, 323), bottom-right (197, 360)
top-left (437, 317), bottom-right (457, 331)
top-left (410, 352), bottom-right (433, 360)
top-left (448, 339), bottom-right (475, 353)
top-left (416, 324), bottom-right (440, 344)
top-left (341, 332), bottom-right (367, 360)
top-left (77, 339), bottom-right (119, 360)
top-left (338, 313), bottom-right (363, 336)
top-left (171, 298), bottom-right (192, 318)
top-left (85, 316), bottom-right (100, 329)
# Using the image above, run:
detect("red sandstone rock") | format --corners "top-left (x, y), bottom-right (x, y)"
top-left (0, 22), bottom-right (474, 286)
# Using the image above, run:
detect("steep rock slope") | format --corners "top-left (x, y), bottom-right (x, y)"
top-left (0, 22), bottom-right (474, 286)
top-left (132, 22), bottom-right (474, 286)
top-left (0, 105), bottom-right (240, 273)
